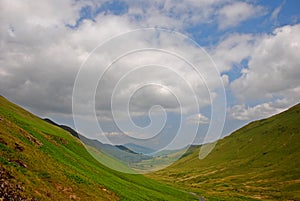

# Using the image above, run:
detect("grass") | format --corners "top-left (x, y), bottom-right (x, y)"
top-left (0, 95), bottom-right (196, 200)
top-left (148, 103), bottom-right (300, 201)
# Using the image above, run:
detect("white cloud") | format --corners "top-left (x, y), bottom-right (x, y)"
top-left (227, 24), bottom-right (300, 121)
top-left (187, 113), bottom-right (209, 124)
top-left (74, 32), bottom-right (220, 121)
top-left (218, 2), bottom-right (266, 29)
top-left (1, 0), bottom-right (297, 146)
top-left (0, 1), bottom-right (136, 116)
top-left (221, 74), bottom-right (229, 87)
top-left (231, 24), bottom-right (300, 102)
top-left (126, 0), bottom-right (233, 30)
top-left (271, 1), bottom-right (285, 20)
top-left (1, 0), bottom-right (225, 122)
top-left (228, 101), bottom-right (287, 121)
top-left (211, 33), bottom-right (259, 72)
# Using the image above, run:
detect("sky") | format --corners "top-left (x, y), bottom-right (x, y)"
top-left (1, 0), bottom-right (300, 151)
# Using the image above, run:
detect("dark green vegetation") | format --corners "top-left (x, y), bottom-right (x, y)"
top-left (149, 103), bottom-right (300, 200)
top-left (0, 95), bottom-right (195, 200)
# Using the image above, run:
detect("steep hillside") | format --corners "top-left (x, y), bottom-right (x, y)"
top-left (0, 95), bottom-right (195, 200)
top-left (149, 103), bottom-right (300, 200)
top-left (43, 119), bottom-right (152, 164)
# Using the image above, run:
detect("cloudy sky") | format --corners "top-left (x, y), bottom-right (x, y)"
top-left (1, 0), bottom-right (300, 150)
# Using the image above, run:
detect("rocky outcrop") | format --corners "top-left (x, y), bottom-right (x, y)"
top-left (0, 166), bottom-right (36, 201)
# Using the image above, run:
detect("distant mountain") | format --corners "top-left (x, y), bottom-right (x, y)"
top-left (115, 145), bottom-right (137, 154)
top-left (150, 103), bottom-right (300, 200)
top-left (123, 143), bottom-right (155, 155)
top-left (80, 135), bottom-right (152, 163)
top-left (0, 95), bottom-right (194, 200)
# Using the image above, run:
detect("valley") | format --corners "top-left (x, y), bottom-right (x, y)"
top-left (0, 95), bottom-right (195, 200)
top-left (1, 95), bottom-right (299, 200)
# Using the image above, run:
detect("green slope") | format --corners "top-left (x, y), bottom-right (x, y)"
top-left (149, 103), bottom-right (300, 201)
top-left (0, 95), bottom-right (195, 200)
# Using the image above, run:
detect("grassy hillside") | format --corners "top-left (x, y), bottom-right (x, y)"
top-left (149, 103), bottom-right (300, 201)
top-left (43, 119), bottom-right (153, 165)
top-left (0, 95), bottom-right (195, 200)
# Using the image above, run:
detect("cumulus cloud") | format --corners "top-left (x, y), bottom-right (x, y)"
top-left (0, 1), bottom-right (136, 116)
top-left (217, 2), bottom-right (266, 29)
top-left (228, 101), bottom-right (287, 121)
top-left (231, 24), bottom-right (300, 102)
top-left (73, 30), bottom-right (220, 122)
top-left (0, 0), bottom-right (231, 120)
top-left (211, 33), bottom-right (259, 72)
top-left (1, 0), bottom-right (298, 145)
top-left (124, 0), bottom-right (236, 30)
top-left (226, 24), bottom-right (300, 121)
